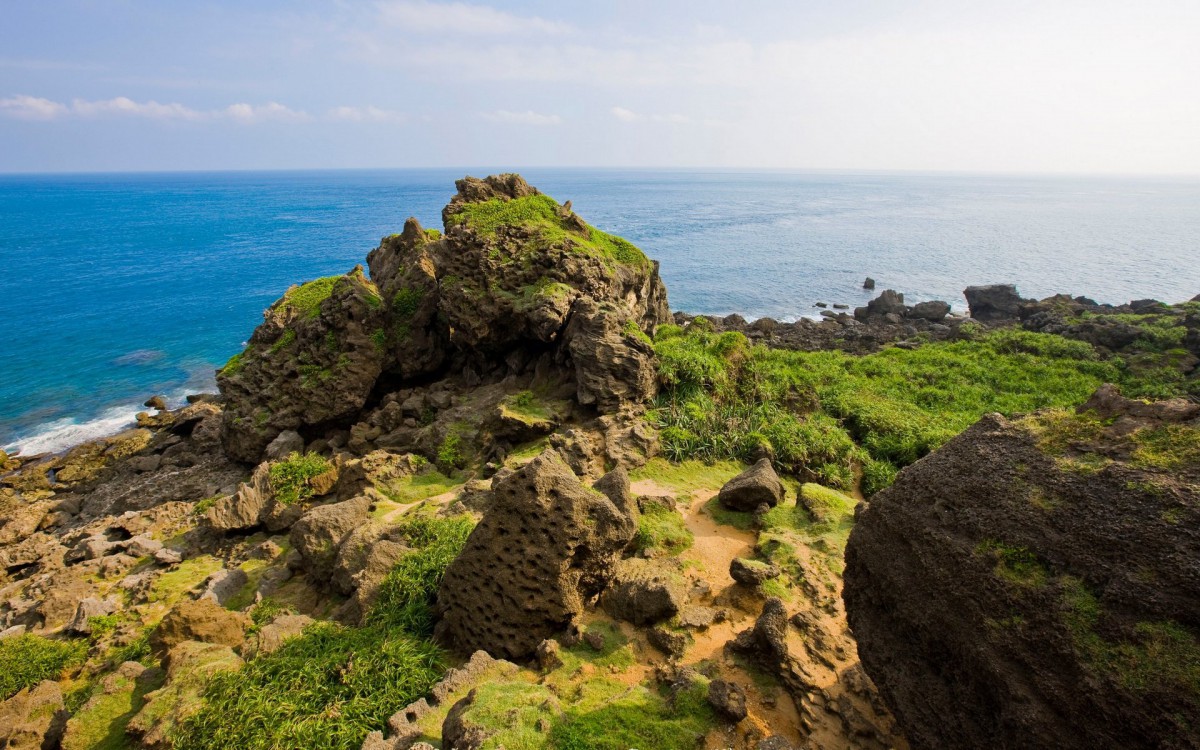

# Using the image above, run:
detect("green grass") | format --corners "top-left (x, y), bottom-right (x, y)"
top-left (268, 328), bottom-right (296, 354)
top-left (446, 193), bottom-right (650, 269)
top-left (280, 276), bottom-right (339, 319)
top-left (63, 670), bottom-right (163, 750)
top-left (976, 540), bottom-right (1049, 587)
top-left (652, 324), bottom-right (1153, 493)
top-left (268, 452), bottom-right (333, 505)
top-left (436, 428), bottom-right (469, 471)
top-left (147, 555), bottom-right (224, 604)
top-left (0, 634), bottom-right (88, 700)
top-left (377, 469), bottom-right (465, 504)
top-left (629, 458), bottom-right (744, 498)
top-left (757, 483), bottom-right (857, 577)
top-left (392, 286), bottom-right (424, 319)
top-left (634, 504), bottom-right (694, 557)
top-left (173, 516), bottom-right (474, 750)
top-left (218, 351), bottom-right (245, 377)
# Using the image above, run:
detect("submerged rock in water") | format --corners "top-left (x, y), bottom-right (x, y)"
top-left (844, 386), bottom-right (1200, 750)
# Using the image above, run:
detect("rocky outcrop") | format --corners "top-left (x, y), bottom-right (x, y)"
top-left (844, 387), bottom-right (1200, 750)
top-left (600, 558), bottom-right (688, 625)
top-left (964, 283), bottom-right (1027, 322)
top-left (218, 267), bottom-right (389, 463)
top-left (434, 450), bottom-right (637, 660)
top-left (0, 679), bottom-right (67, 749)
top-left (218, 174), bottom-right (670, 464)
top-left (718, 458), bottom-right (785, 511)
top-left (288, 494), bottom-right (372, 583)
top-left (150, 598), bottom-right (249, 656)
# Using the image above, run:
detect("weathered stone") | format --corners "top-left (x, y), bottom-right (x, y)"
top-left (207, 462), bottom-right (271, 531)
top-left (288, 494), bottom-right (372, 583)
top-left (707, 679), bottom-right (748, 722)
top-left (435, 450), bottom-right (637, 660)
top-left (0, 680), bottom-right (67, 749)
top-left (150, 598), bottom-right (248, 656)
top-left (647, 626), bottom-right (690, 659)
top-left (964, 283), bottom-right (1026, 322)
top-left (601, 558), bottom-right (688, 625)
top-left (718, 458), bottom-right (785, 512)
top-left (730, 557), bottom-right (782, 586)
top-left (908, 300), bottom-right (951, 322)
top-left (844, 398), bottom-right (1200, 750)
top-left (66, 597), bottom-right (117, 635)
top-left (264, 430), bottom-right (305, 461)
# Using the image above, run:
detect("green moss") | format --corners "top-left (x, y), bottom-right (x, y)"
top-left (629, 458), bottom-right (744, 498)
top-left (268, 328), bottom-right (296, 354)
top-left (218, 351), bottom-right (245, 377)
top-left (622, 319), bottom-right (653, 345)
top-left (63, 670), bottom-right (163, 750)
top-left (378, 469), bottom-right (464, 505)
top-left (435, 424), bottom-right (474, 472)
top-left (447, 194), bottom-right (650, 269)
top-left (634, 504), bottom-right (694, 557)
top-left (392, 287), bottom-right (424, 319)
top-left (516, 277), bottom-right (575, 312)
top-left (1130, 423), bottom-right (1200, 470)
top-left (280, 276), bottom-right (338, 319)
top-left (148, 555), bottom-right (223, 604)
top-left (192, 495), bottom-right (220, 516)
top-left (976, 540), bottom-right (1049, 587)
top-left (268, 452), bottom-right (333, 505)
top-left (0, 634), bottom-right (88, 700)
top-left (370, 328), bottom-right (387, 352)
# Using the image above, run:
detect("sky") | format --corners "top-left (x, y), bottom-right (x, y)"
top-left (1, 0), bottom-right (1198, 174)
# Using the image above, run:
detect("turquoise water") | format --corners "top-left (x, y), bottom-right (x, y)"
top-left (2, 169), bottom-right (1198, 453)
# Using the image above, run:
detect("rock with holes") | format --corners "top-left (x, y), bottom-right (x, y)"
top-left (434, 449), bottom-right (637, 660)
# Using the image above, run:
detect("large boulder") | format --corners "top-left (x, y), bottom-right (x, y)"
top-left (150, 598), bottom-right (249, 656)
top-left (844, 389), bottom-right (1200, 750)
top-left (718, 458), bottom-right (785, 511)
top-left (601, 558), bottom-right (688, 625)
top-left (0, 680), bottom-right (67, 749)
top-left (434, 450), bottom-right (637, 660)
top-left (963, 284), bottom-right (1026, 323)
top-left (288, 494), bottom-right (372, 583)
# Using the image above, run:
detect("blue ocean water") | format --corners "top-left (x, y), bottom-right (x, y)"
top-left (2, 169), bottom-right (1198, 454)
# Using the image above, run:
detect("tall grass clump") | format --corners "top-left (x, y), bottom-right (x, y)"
top-left (0, 634), bottom-right (87, 700)
top-left (268, 452), bottom-right (333, 505)
top-left (174, 515), bottom-right (474, 750)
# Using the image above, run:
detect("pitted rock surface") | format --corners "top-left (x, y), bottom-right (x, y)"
top-left (434, 450), bottom-right (637, 660)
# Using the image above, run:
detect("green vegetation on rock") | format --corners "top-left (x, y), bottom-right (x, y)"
top-left (634, 503), bottom-right (693, 557)
top-left (280, 276), bottom-right (339, 319)
top-left (268, 452), bottom-right (334, 505)
top-left (447, 194), bottom-right (650, 269)
top-left (0, 633), bottom-right (88, 700)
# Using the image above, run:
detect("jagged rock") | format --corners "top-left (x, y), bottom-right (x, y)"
top-left (730, 557), bottom-right (782, 586)
top-left (647, 626), bottom-right (690, 658)
top-left (198, 568), bottom-right (249, 606)
top-left (844, 395), bottom-right (1200, 750)
top-left (66, 596), bottom-right (117, 635)
top-left (264, 430), bottom-right (305, 461)
top-left (863, 277), bottom-right (876, 290)
top-left (441, 689), bottom-right (493, 750)
top-left (718, 458), bottom-right (785, 511)
top-left (565, 297), bottom-right (658, 411)
top-left (0, 680), bottom-right (67, 749)
top-left (435, 450), bottom-right (637, 660)
top-left (218, 266), bottom-right (389, 462)
top-left (730, 597), bottom-right (790, 667)
top-left (150, 598), bottom-right (248, 656)
top-left (289, 495), bottom-right (372, 583)
top-left (601, 558), bottom-right (688, 625)
top-left (964, 283), bottom-right (1026, 322)
top-left (548, 427), bottom-right (604, 478)
top-left (207, 462), bottom-right (271, 531)
top-left (677, 605), bottom-right (724, 630)
top-left (535, 639), bottom-right (563, 671)
top-left (707, 679), bottom-right (748, 722)
top-left (908, 300), bottom-right (951, 321)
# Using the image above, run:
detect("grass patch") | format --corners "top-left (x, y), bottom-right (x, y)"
top-left (653, 324), bottom-right (1143, 493)
top-left (268, 328), bottom-right (296, 354)
top-left (758, 483), bottom-right (857, 575)
top-left (174, 517), bottom-right (473, 750)
top-left (269, 452), bottom-right (334, 505)
top-left (147, 555), bottom-right (223, 604)
top-left (630, 458), bottom-right (743, 498)
top-left (976, 540), bottom-right (1049, 587)
top-left (63, 670), bottom-right (163, 750)
top-left (379, 469), bottom-right (465, 505)
top-left (447, 193), bottom-right (650, 269)
top-left (635, 504), bottom-right (694, 557)
top-left (280, 276), bottom-right (338, 319)
top-left (218, 351), bottom-right (245, 377)
top-left (0, 634), bottom-right (88, 700)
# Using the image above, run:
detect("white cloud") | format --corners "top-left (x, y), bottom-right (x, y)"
top-left (327, 105), bottom-right (407, 123)
top-left (0, 95), bottom-right (312, 123)
top-left (483, 109), bottom-right (562, 125)
top-left (0, 95), bottom-right (69, 120)
top-left (377, 1), bottom-right (572, 36)
top-left (611, 106), bottom-right (689, 124)
top-left (224, 102), bottom-right (310, 123)
top-left (72, 96), bottom-right (203, 120)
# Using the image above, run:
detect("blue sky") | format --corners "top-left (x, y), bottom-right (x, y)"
top-left (2, 0), bottom-right (1198, 173)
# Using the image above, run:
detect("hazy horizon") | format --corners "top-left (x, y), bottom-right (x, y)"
top-left (3, 0), bottom-right (1199, 175)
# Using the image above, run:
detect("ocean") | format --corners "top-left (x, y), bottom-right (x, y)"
top-left (2, 169), bottom-right (1198, 455)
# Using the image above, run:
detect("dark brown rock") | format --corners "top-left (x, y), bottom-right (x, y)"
top-left (964, 283), bottom-right (1026, 323)
top-left (844, 401), bottom-right (1200, 750)
top-left (729, 557), bottom-right (782, 586)
top-left (434, 449), bottom-right (637, 660)
top-left (718, 458), bottom-right (785, 512)
top-left (600, 558), bottom-right (688, 625)
top-left (707, 679), bottom-right (748, 722)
